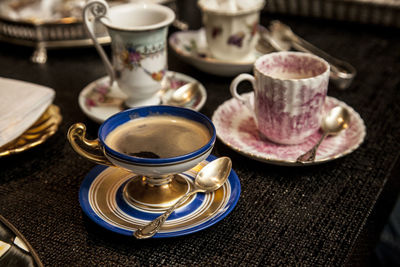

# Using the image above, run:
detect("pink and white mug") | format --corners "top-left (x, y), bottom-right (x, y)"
top-left (230, 51), bottom-right (330, 145)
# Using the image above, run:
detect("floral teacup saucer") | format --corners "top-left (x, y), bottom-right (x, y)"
top-left (78, 71), bottom-right (207, 123)
top-left (212, 92), bottom-right (366, 166)
top-left (169, 28), bottom-right (270, 77)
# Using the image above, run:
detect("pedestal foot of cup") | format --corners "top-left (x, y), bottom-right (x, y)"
top-left (122, 174), bottom-right (194, 211)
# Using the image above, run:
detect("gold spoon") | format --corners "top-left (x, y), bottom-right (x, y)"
top-left (133, 157), bottom-right (232, 239)
top-left (296, 106), bottom-right (351, 163)
top-left (167, 82), bottom-right (199, 107)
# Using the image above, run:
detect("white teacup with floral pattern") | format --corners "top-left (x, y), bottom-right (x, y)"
top-left (230, 51), bottom-right (330, 145)
top-left (198, 0), bottom-right (264, 62)
top-left (83, 0), bottom-right (175, 107)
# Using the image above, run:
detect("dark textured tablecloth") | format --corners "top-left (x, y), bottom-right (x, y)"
top-left (0, 4), bottom-right (400, 266)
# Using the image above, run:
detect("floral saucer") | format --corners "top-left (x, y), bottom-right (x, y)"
top-left (169, 28), bottom-right (269, 77)
top-left (79, 155), bottom-right (241, 238)
top-left (78, 71), bottom-right (207, 123)
top-left (212, 93), bottom-right (366, 166)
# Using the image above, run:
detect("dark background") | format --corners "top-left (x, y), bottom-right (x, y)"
top-left (0, 1), bottom-right (400, 266)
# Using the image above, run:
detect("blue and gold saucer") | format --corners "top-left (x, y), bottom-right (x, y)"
top-left (79, 155), bottom-right (241, 238)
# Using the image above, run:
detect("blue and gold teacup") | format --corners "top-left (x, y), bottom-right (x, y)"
top-left (68, 106), bottom-right (216, 209)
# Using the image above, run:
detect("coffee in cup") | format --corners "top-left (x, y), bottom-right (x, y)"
top-left (68, 105), bottom-right (216, 174)
top-left (68, 105), bottom-right (216, 209)
top-left (105, 115), bottom-right (211, 159)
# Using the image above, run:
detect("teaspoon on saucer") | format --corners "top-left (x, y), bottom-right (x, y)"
top-left (121, 82), bottom-right (200, 109)
top-left (297, 106), bottom-right (351, 163)
top-left (133, 157), bottom-right (232, 239)
top-left (165, 82), bottom-right (200, 107)
top-left (79, 72), bottom-right (207, 123)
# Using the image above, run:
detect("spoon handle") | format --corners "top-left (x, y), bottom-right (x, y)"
top-left (133, 189), bottom-right (201, 239)
top-left (289, 36), bottom-right (356, 90)
top-left (297, 133), bottom-right (328, 163)
top-left (268, 21), bottom-right (356, 90)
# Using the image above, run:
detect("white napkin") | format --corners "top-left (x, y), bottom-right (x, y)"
top-left (0, 77), bottom-right (55, 147)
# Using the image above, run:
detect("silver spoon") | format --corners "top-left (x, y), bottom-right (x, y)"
top-left (166, 82), bottom-right (199, 107)
top-left (259, 21), bottom-right (356, 90)
top-left (296, 106), bottom-right (351, 163)
top-left (133, 157), bottom-right (232, 239)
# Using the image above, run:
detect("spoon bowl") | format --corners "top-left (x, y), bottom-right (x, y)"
top-left (168, 82), bottom-right (200, 106)
top-left (133, 156), bottom-right (232, 239)
top-left (297, 106), bottom-right (351, 163)
top-left (321, 106), bottom-right (350, 134)
top-left (194, 157), bottom-right (232, 192)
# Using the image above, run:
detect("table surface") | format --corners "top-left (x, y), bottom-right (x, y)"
top-left (1, 3), bottom-right (400, 266)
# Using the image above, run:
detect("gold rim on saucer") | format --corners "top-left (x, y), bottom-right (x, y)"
top-left (0, 105), bottom-right (62, 157)
top-left (78, 155), bottom-right (241, 237)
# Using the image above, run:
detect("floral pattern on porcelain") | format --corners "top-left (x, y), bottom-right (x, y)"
top-left (182, 39), bottom-right (207, 58)
top-left (252, 52), bottom-right (330, 144)
top-left (211, 27), bottom-right (222, 38)
top-left (227, 31), bottom-right (245, 47)
top-left (120, 47), bottom-right (143, 70)
top-left (212, 92), bottom-right (366, 166)
top-left (254, 81), bottom-right (328, 144)
top-left (115, 42), bottom-right (167, 82)
top-left (201, 8), bottom-right (261, 61)
top-left (226, 21), bottom-right (258, 48)
top-left (168, 28), bottom-right (265, 76)
top-left (84, 74), bottom-right (191, 110)
top-left (85, 83), bottom-right (123, 109)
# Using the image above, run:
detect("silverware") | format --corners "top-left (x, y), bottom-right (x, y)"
top-left (165, 82), bottom-right (200, 107)
top-left (85, 79), bottom-right (200, 111)
top-left (133, 156), bottom-right (232, 239)
top-left (259, 21), bottom-right (356, 89)
top-left (297, 106), bottom-right (351, 163)
top-left (172, 19), bottom-right (189, 31)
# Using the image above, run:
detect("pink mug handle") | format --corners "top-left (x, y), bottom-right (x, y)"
top-left (230, 73), bottom-right (256, 112)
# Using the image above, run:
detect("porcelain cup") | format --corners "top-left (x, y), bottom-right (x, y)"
top-left (68, 105), bottom-right (216, 176)
top-left (197, 0), bottom-right (264, 61)
top-left (83, 0), bottom-right (175, 107)
top-left (68, 105), bottom-right (216, 209)
top-left (230, 51), bottom-right (330, 145)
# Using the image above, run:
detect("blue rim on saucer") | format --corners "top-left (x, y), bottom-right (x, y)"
top-left (98, 105), bottom-right (216, 165)
top-left (79, 155), bottom-right (241, 238)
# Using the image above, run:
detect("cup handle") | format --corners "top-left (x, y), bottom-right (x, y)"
top-left (67, 123), bottom-right (113, 166)
top-left (83, 0), bottom-right (115, 86)
top-left (230, 73), bottom-right (256, 112)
